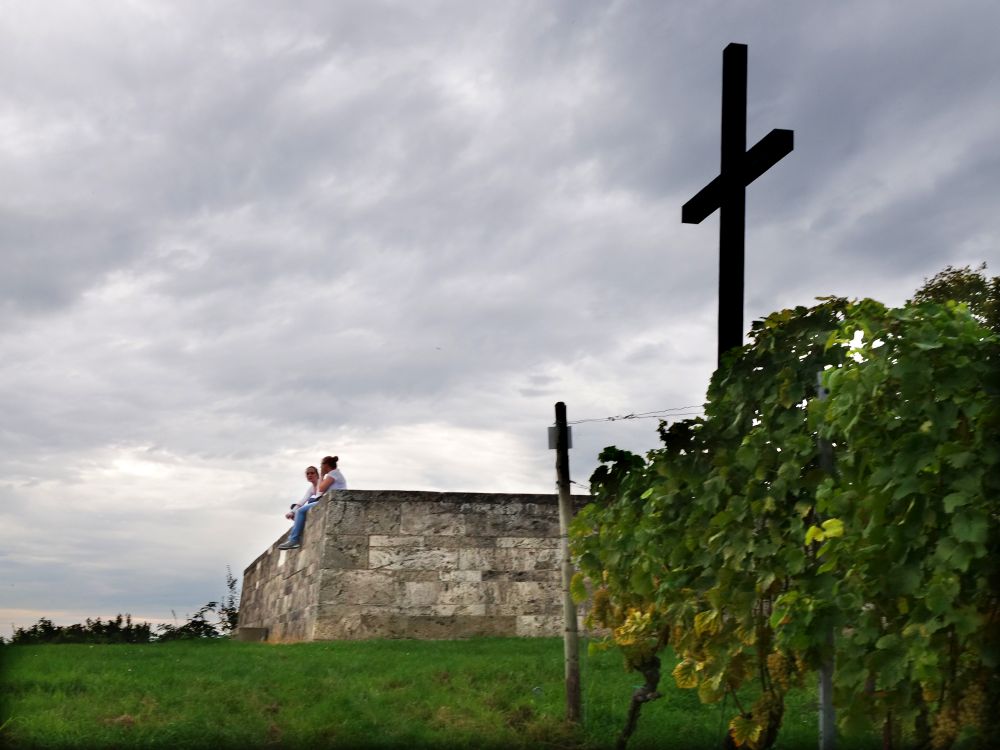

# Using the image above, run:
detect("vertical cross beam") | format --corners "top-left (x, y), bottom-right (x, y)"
top-left (682, 43), bottom-right (794, 367)
top-left (720, 43), bottom-right (748, 365)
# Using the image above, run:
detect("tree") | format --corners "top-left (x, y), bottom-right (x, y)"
top-left (156, 568), bottom-right (242, 641)
top-left (218, 566), bottom-right (241, 635)
top-left (911, 263), bottom-right (999, 334)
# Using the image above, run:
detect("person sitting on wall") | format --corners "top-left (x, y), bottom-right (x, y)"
top-left (278, 456), bottom-right (347, 550)
top-left (284, 466), bottom-right (320, 521)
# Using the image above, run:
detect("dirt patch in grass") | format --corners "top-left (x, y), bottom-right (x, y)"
top-left (103, 714), bottom-right (136, 728)
top-left (504, 704), bottom-right (535, 730)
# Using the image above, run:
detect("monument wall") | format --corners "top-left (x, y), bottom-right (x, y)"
top-left (237, 489), bottom-right (591, 641)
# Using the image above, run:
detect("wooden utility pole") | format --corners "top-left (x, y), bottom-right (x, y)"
top-left (554, 401), bottom-right (582, 723)
top-left (682, 43), bottom-right (794, 366)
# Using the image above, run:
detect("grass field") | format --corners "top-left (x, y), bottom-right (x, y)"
top-left (0, 638), bottom-right (883, 749)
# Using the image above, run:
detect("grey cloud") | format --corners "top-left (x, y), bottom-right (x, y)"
top-left (2, 0), bottom-right (1000, 631)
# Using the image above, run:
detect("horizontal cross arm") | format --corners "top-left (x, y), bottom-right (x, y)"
top-left (744, 128), bottom-right (793, 186)
top-left (681, 176), bottom-right (721, 225)
top-left (681, 128), bottom-right (793, 224)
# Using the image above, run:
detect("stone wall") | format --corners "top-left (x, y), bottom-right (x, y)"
top-left (238, 489), bottom-right (590, 641)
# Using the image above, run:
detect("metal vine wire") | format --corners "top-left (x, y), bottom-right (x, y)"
top-left (564, 405), bottom-right (705, 426)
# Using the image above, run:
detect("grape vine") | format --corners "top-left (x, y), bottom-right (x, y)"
top-left (570, 289), bottom-right (999, 749)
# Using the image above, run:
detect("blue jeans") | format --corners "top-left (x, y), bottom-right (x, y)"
top-left (289, 500), bottom-right (318, 543)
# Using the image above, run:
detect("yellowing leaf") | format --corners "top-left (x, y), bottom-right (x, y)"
top-left (694, 610), bottom-right (720, 637)
top-left (897, 597), bottom-right (909, 614)
top-left (729, 713), bottom-right (763, 747)
top-left (919, 420), bottom-right (933, 433)
top-left (569, 572), bottom-right (588, 605)
top-left (672, 659), bottom-right (698, 689)
top-left (805, 525), bottom-right (824, 544)
top-left (735, 624), bottom-right (757, 646)
top-left (698, 673), bottom-right (725, 703)
top-left (820, 518), bottom-right (844, 538)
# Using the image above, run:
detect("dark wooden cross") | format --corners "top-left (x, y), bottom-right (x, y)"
top-left (682, 43), bottom-right (794, 366)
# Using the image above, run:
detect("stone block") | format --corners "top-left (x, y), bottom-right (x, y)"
top-left (482, 569), bottom-right (554, 582)
top-left (285, 547), bottom-right (315, 575)
top-left (366, 502), bottom-right (401, 535)
top-left (424, 535), bottom-right (494, 549)
top-left (495, 547), bottom-right (561, 571)
top-left (515, 615), bottom-right (562, 637)
top-left (495, 537), bottom-right (560, 549)
top-left (319, 570), bottom-right (400, 606)
top-left (403, 581), bottom-right (443, 606)
top-left (438, 581), bottom-right (496, 605)
top-left (323, 535), bottom-right (369, 570)
top-left (457, 502), bottom-right (505, 515)
top-left (234, 627), bottom-right (269, 642)
top-left (323, 499), bottom-right (365, 534)
top-left (369, 547), bottom-right (458, 571)
top-left (492, 581), bottom-right (563, 616)
top-left (497, 514), bottom-right (562, 537)
top-left (314, 604), bottom-right (365, 640)
top-left (394, 570), bottom-right (441, 583)
top-left (355, 613), bottom-right (517, 639)
top-left (400, 504), bottom-right (466, 536)
top-left (439, 570), bottom-right (483, 582)
top-left (395, 604), bottom-right (487, 617)
top-left (369, 534), bottom-right (424, 548)
top-left (457, 547), bottom-right (495, 570)
top-left (464, 511), bottom-right (560, 538)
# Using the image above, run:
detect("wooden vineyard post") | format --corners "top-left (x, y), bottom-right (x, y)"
top-left (815, 372), bottom-right (837, 750)
top-left (553, 402), bottom-right (582, 723)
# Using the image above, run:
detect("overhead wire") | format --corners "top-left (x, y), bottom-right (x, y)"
top-left (564, 404), bottom-right (705, 426)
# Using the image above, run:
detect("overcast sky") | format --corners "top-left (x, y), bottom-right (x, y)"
top-left (2, 0), bottom-right (998, 634)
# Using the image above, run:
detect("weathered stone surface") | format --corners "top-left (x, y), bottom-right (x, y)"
top-left (483, 569), bottom-right (554, 582)
top-left (457, 547), bottom-right (495, 571)
top-left (323, 535), bottom-right (369, 569)
top-left (438, 581), bottom-right (498, 605)
top-left (490, 581), bottom-right (563, 616)
top-left (402, 581), bottom-right (443, 607)
top-left (439, 570), bottom-right (483, 582)
top-left (319, 569), bottom-right (399, 606)
top-left (413, 604), bottom-right (487, 617)
top-left (369, 547), bottom-right (459, 571)
top-left (238, 489), bottom-right (593, 641)
top-left (393, 570), bottom-right (441, 583)
top-left (465, 513), bottom-right (560, 538)
top-left (515, 615), bottom-right (564, 637)
top-left (365, 500), bottom-right (401, 535)
top-left (400, 504), bottom-right (466, 536)
top-left (313, 604), bottom-right (364, 640)
top-left (357, 612), bottom-right (518, 639)
top-left (325, 498), bottom-right (367, 535)
top-left (496, 536), bottom-right (561, 549)
top-left (495, 547), bottom-right (561, 571)
top-left (424, 535), bottom-right (494, 549)
top-left (369, 534), bottom-right (424, 548)
top-left (234, 627), bottom-right (268, 642)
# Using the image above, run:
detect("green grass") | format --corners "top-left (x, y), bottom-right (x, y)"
top-left (0, 639), bottom-right (883, 749)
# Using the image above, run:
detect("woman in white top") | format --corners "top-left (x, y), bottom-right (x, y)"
top-left (314, 455), bottom-right (347, 496)
top-left (278, 456), bottom-right (347, 550)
